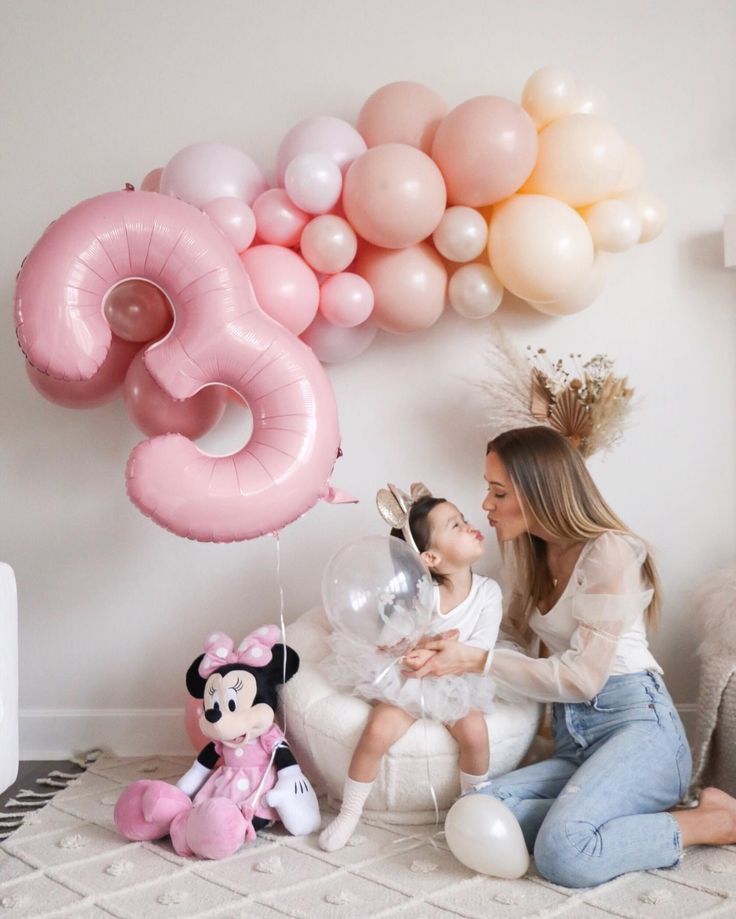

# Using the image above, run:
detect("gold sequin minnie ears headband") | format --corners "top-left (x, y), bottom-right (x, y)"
top-left (375, 482), bottom-right (432, 553)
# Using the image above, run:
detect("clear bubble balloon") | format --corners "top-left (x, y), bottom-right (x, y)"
top-left (445, 794), bottom-right (530, 878)
top-left (322, 535), bottom-right (435, 652)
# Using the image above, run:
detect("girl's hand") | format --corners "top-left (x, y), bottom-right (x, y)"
top-left (404, 640), bottom-right (488, 678)
top-left (402, 648), bottom-right (436, 671)
top-left (414, 628), bottom-right (460, 650)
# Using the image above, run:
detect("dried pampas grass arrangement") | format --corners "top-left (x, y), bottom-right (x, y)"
top-left (479, 327), bottom-right (636, 459)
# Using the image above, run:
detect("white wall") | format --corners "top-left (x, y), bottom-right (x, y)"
top-left (1, 0), bottom-right (734, 757)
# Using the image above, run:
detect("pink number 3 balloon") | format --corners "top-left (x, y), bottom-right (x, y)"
top-left (15, 189), bottom-right (354, 542)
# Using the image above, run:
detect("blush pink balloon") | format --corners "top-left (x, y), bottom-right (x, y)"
top-left (185, 697), bottom-right (213, 753)
top-left (301, 312), bottom-right (377, 364)
top-left (240, 245), bottom-right (320, 335)
top-left (103, 279), bottom-right (173, 343)
top-left (202, 197), bottom-right (257, 252)
top-left (357, 81), bottom-right (448, 154)
top-left (343, 144), bottom-right (447, 249)
top-left (284, 152), bottom-right (343, 214)
top-left (431, 96), bottom-right (538, 206)
top-left (25, 336), bottom-right (140, 408)
top-left (124, 350), bottom-right (227, 439)
top-left (300, 215), bottom-right (357, 274)
top-left (353, 243), bottom-right (447, 333)
top-left (160, 142), bottom-right (267, 207)
top-left (319, 272), bottom-right (374, 327)
top-left (15, 189), bottom-right (348, 543)
top-left (276, 115), bottom-right (367, 184)
top-left (252, 188), bottom-right (309, 246)
top-left (140, 168), bottom-right (163, 192)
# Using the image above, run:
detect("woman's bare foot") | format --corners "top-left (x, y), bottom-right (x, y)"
top-left (671, 786), bottom-right (736, 848)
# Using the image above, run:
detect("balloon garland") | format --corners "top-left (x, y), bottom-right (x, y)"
top-left (14, 67), bottom-right (663, 541)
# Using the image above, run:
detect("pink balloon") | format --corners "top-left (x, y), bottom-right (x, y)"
top-left (140, 168), bottom-right (163, 192)
top-left (353, 243), bottom-right (447, 333)
top-left (202, 197), bottom-right (257, 252)
top-left (301, 313), bottom-right (377, 364)
top-left (300, 215), bottom-right (357, 274)
top-left (357, 81), bottom-right (448, 154)
top-left (15, 190), bottom-right (348, 542)
top-left (343, 144), bottom-right (447, 249)
top-left (240, 245), bottom-right (320, 335)
top-left (25, 336), bottom-right (140, 408)
top-left (431, 96), bottom-right (538, 206)
top-left (160, 142), bottom-right (267, 208)
top-left (319, 272), bottom-right (374, 327)
top-left (103, 279), bottom-right (173, 343)
top-left (124, 350), bottom-right (227, 438)
top-left (276, 116), bottom-right (367, 185)
top-left (252, 188), bottom-right (309, 247)
top-left (284, 152), bottom-right (343, 215)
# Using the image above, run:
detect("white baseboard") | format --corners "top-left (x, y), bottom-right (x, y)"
top-left (19, 703), bottom-right (701, 761)
top-left (20, 709), bottom-right (193, 760)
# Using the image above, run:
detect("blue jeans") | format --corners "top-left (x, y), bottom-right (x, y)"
top-left (473, 670), bottom-right (692, 888)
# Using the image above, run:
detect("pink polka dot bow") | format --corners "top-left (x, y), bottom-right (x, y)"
top-left (198, 626), bottom-right (282, 678)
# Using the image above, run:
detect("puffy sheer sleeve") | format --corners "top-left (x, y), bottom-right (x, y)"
top-left (489, 532), bottom-right (654, 702)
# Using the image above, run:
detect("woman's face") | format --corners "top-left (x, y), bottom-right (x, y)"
top-left (482, 451), bottom-right (528, 542)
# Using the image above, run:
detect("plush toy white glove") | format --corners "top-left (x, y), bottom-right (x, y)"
top-left (265, 764), bottom-right (321, 836)
top-left (175, 760), bottom-right (212, 798)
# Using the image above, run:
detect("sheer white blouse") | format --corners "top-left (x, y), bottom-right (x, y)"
top-left (489, 531), bottom-right (660, 703)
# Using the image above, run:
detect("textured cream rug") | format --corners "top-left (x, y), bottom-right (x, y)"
top-left (1, 754), bottom-right (735, 918)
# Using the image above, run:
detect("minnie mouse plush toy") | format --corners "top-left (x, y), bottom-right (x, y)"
top-left (114, 626), bottom-right (320, 859)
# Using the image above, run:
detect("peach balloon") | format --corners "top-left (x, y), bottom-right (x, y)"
top-left (356, 81), bottom-right (448, 154)
top-left (488, 195), bottom-right (594, 304)
top-left (300, 215), bottom-right (357, 274)
top-left (124, 350), bottom-right (227, 438)
top-left (581, 200), bottom-right (641, 252)
top-left (353, 243), bottom-right (446, 333)
top-left (240, 245), bottom-right (319, 335)
top-left (431, 96), bottom-right (538, 206)
top-left (26, 335), bottom-right (140, 409)
top-left (432, 206), bottom-right (488, 263)
top-left (319, 272), bottom-right (374, 327)
top-left (342, 144), bottom-right (446, 249)
top-left (140, 168), bottom-right (163, 192)
top-left (521, 67), bottom-right (578, 129)
top-left (612, 144), bottom-right (644, 195)
top-left (103, 280), bottom-right (173, 343)
top-left (615, 190), bottom-right (665, 243)
top-left (571, 81), bottom-right (608, 116)
top-left (523, 114), bottom-right (626, 207)
top-left (448, 263), bottom-right (504, 319)
top-left (528, 253), bottom-right (609, 316)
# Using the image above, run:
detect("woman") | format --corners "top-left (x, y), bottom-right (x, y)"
top-left (407, 426), bottom-right (736, 888)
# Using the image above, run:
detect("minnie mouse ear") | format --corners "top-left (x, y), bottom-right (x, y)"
top-left (267, 644), bottom-right (300, 685)
top-left (376, 486), bottom-right (407, 529)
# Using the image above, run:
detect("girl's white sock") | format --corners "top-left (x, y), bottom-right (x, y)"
top-left (460, 769), bottom-right (490, 793)
top-left (318, 777), bottom-right (374, 851)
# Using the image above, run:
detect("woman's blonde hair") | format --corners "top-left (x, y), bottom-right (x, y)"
top-left (487, 426), bottom-right (660, 644)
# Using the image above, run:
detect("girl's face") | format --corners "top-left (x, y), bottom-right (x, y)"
top-left (422, 501), bottom-right (484, 571)
top-left (482, 452), bottom-right (528, 542)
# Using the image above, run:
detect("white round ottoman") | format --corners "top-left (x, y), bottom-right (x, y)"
top-left (282, 607), bottom-right (542, 824)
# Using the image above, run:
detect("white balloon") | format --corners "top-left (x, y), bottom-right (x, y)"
top-left (445, 795), bottom-right (530, 878)
top-left (432, 206), bottom-right (488, 262)
top-left (581, 200), bottom-right (641, 252)
top-left (285, 152), bottom-right (343, 215)
top-left (448, 263), bottom-right (503, 318)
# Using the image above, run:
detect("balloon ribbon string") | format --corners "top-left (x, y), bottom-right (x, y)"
top-left (273, 530), bottom-right (287, 738)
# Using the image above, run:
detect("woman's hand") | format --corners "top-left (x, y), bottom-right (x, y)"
top-left (414, 628), bottom-right (460, 650)
top-left (403, 639), bottom-right (488, 678)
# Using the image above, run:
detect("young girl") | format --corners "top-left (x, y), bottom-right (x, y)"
top-left (319, 483), bottom-right (502, 852)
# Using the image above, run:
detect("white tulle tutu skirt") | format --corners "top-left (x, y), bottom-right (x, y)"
top-left (322, 632), bottom-right (496, 724)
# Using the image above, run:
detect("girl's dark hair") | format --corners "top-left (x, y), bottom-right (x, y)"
top-left (391, 495), bottom-right (449, 586)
